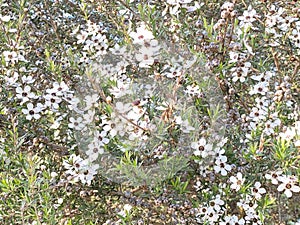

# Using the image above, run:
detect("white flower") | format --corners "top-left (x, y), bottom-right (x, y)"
top-left (127, 105), bottom-right (145, 121)
top-left (229, 51), bottom-right (242, 63)
top-left (135, 46), bottom-right (156, 68)
top-left (77, 160), bottom-right (99, 185)
top-left (63, 154), bottom-right (84, 175)
top-left (52, 81), bottom-right (69, 96)
top-left (84, 94), bottom-right (99, 110)
top-left (109, 81), bottom-right (132, 98)
top-left (21, 75), bottom-right (35, 84)
top-left (220, 215), bottom-right (245, 225)
top-left (185, 85), bottom-right (201, 97)
top-left (231, 62), bottom-right (251, 83)
top-left (163, 66), bottom-right (183, 79)
top-left (1, 15), bottom-right (11, 22)
top-left (249, 107), bottom-right (267, 122)
top-left (21, 103), bottom-right (44, 120)
top-left (214, 155), bottom-right (232, 176)
top-left (191, 138), bottom-right (213, 158)
top-left (255, 96), bottom-right (269, 111)
top-left (230, 172), bottom-right (245, 191)
top-left (44, 93), bottom-right (62, 110)
top-left (249, 82), bottom-right (269, 95)
top-left (277, 175), bottom-right (300, 198)
top-left (238, 6), bottom-right (259, 30)
top-left (68, 117), bottom-right (85, 130)
top-left (129, 23), bottom-right (154, 44)
top-left (102, 113), bottom-right (126, 137)
top-left (76, 30), bottom-right (89, 44)
top-left (251, 182), bottom-right (266, 199)
top-left (209, 194), bottom-right (224, 212)
top-left (86, 140), bottom-right (104, 161)
top-left (94, 130), bottom-right (110, 145)
top-left (15, 85), bottom-right (36, 104)
top-left (3, 50), bottom-right (18, 65)
top-left (265, 170), bottom-right (283, 185)
top-left (82, 109), bottom-right (95, 123)
top-left (63, 154), bottom-right (99, 185)
top-left (115, 101), bottom-right (131, 114)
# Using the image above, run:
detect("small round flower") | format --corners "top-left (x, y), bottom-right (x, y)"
top-left (277, 175), bottom-right (300, 198)
top-left (251, 182), bottom-right (266, 199)
top-left (86, 138), bottom-right (105, 161)
top-left (3, 50), bottom-right (18, 65)
top-left (249, 82), bottom-right (269, 95)
top-left (21, 102), bottom-right (44, 120)
top-left (191, 137), bottom-right (213, 158)
top-left (230, 172), bottom-right (245, 191)
top-left (129, 23), bottom-right (154, 44)
top-left (214, 155), bottom-right (232, 176)
top-left (265, 170), bottom-right (283, 185)
top-left (249, 107), bottom-right (267, 122)
top-left (77, 160), bottom-right (99, 185)
top-left (238, 5), bottom-right (259, 30)
top-left (15, 85), bottom-right (36, 104)
top-left (44, 93), bottom-right (62, 110)
top-left (209, 194), bottom-right (224, 212)
top-left (68, 117), bottom-right (85, 130)
top-left (84, 94), bottom-right (99, 110)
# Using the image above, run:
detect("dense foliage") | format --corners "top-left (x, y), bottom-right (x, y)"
top-left (0, 0), bottom-right (299, 224)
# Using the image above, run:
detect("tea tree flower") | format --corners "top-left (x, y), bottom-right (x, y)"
top-left (78, 160), bottom-right (99, 185)
top-left (15, 85), bottom-right (36, 104)
top-left (265, 170), bottom-right (283, 185)
top-left (238, 5), bottom-right (259, 30)
top-left (191, 138), bottom-right (213, 158)
top-left (255, 96), bottom-right (269, 111)
top-left (277, 175), bottom-right (300, 198)
top-left (44, 93), bottom-right (62, 110)
top-left (184, 85), bottom-right (201, 97)
top-left (231, 62), bottom-right (251, 83)
top-left (214, 155), bottom-right (232, 176)
top-left (76, 30), bottom-right (89, 44)
top-left (129, 23), bottom-right (154, 44)
top-left (109, 81), bottom-right (132, 98)
top-left (3, 50), bottom-right (19, 65)
top-left (63, 154), bottom-right (82, 175)
top-left (22, 102), bottom-right (44, 120)
top-left (230, 172), bottom-right (245, 191)
top-left (209, 194), bottom-right (224, 212)
top-left (101, 113), bottom-right (126, 137)
top-left (249, 82), bottom-right (269, 95)
top-left (21, 75), bottom-right (35, 84)
top-left (84, 94), bottom-right (99, 110)
top-left (251, 182), bottom-right (266, 199)
top-left (68, 117), bottom-right (85, 130)
top-left (249, 107), bottom-right (267, 122)
top-left (86, 140), bottom-right (104, 161)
